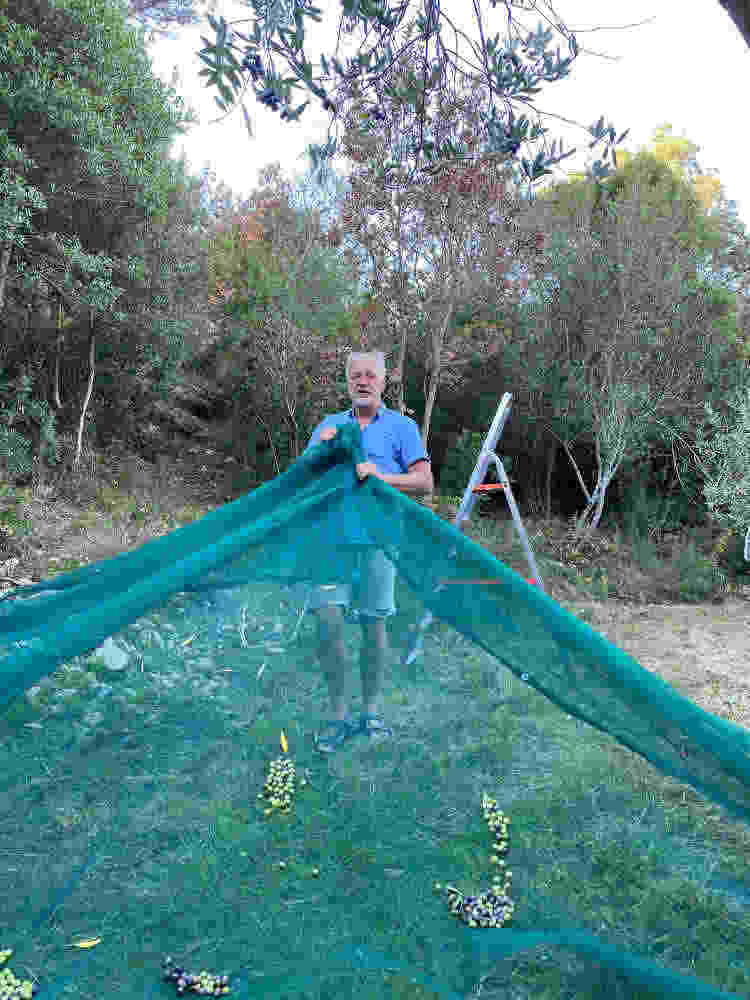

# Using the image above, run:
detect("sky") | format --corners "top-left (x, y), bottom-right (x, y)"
top-left (132, 0), bottom-right (750, 290)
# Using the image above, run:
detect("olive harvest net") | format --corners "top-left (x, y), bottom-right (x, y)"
top-left (1, 422), bottom-right (750, 1000)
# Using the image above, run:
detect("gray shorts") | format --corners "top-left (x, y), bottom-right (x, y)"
top-left (293, 548), bottom-right (396, 621)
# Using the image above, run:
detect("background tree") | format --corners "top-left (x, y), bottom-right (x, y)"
top-left (201, 163), bottom-right (368, 468)
top-left (124, 0), bottom-right (219, 44)
top-left (96, 154), bottom-right (222, 455)
top-left (328, 33), bottom-right (544, 448)
top-left (521, 125), bottom-right (750, 526)
top-left (693, 380), bottom-right (750, 537)
top-left (0, 0), bottom-right (222, 485)
top-left (503, 135), bottom-right (750, 541)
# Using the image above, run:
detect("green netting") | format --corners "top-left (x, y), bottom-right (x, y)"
top-left (2, 422), bottom-right (750, 1000)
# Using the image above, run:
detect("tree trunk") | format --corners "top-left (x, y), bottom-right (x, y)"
top-left (73, 311), bottom-right (96, 471)
top-left (544, 438), bottom-right (556, 523)
top-left (52, 298), bottom-right (64, 411)
top-left (255, 410), bottom-right (281, 476)
top-left (573, 486), bottom-right (608, 542)
top-left (284, 403), bottom-right (299, 461)
top-left (421, 298), bottom-right (454, 449)
top-left (0, 243), bottom-right (11, 313)
top-left (394, 312), bottom-right (408, 416)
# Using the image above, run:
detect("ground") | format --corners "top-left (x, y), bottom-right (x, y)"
top-left (562, 595), bottom-right (750, 731)
top-left (3, 445), bottom-right (749, 734)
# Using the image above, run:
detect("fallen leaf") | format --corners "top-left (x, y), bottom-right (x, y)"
top-left (71, 938), bottom-right (101, 949)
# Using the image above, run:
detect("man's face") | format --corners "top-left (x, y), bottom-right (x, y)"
top-left (348, 363), bottom-right (386, 408)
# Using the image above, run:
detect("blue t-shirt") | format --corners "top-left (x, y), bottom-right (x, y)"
top-left (303, 402), bottom-right (430, 474)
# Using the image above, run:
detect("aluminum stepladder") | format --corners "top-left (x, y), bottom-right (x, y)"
top-left (403, 391), bottom-right (545, 666)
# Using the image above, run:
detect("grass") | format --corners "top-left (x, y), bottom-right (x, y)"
top-left (3, 575), bottom-right (749, 1000)
top-left (0, 458), bottom-right (749, 999)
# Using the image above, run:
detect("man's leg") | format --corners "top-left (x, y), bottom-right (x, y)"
top-left (360, 618), bottom-right (389, 717)
top-left (315, 604), bottom-right (348, 720)
top-left (356, 546), bottom-right (395, 718)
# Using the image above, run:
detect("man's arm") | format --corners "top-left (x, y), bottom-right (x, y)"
top-left (321, 425), bottom-right (433, 496)
top-left (381, 460), bottom-right (433, 497)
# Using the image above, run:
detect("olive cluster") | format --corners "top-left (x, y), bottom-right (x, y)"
top-left (162, 957), bottom-right (229, 996)
top-left (257, 756), bottom-right (321, 874)
top-left (241, 52), bottom-right (263, 81)
top-left (0, 949), bottom-right (35, 1000)
top-left (256, 755), bottom-right (307, 817)
top-left (434, 794), bottom-right (515, 929)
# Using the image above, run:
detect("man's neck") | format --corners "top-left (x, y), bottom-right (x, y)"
top-left (354, 402), bottom-right (379, 421)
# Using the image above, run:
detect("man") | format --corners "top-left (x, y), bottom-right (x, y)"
top-left (301, 350), bottom-right (433, 753)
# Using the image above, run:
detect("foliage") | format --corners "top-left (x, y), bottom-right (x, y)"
top-left (616, 332), bottom-right (750, 534)
top-left (537, 140), bottom-right (723, 271)
top-left (440, 430), bottom-right (484, 499)
top-left (206, 163), bottom-right (363, 341)
top-left (535, 122), bottom-right (750, 352)
top-left (0, 0), bottom-right (633, 491)
top-left (200, 163), bottom-right (373, 464)
top-left (439, 428), bottom-right (506, 516)
top-left (502, 127), bottom-right (750, 543)
top-left (0, 0), bottom-right (218, 473)
top-left (711, 527), bottom-right (750, 584)
top-left (672, 542), bottom-right (727, 602)
top-left (123, 0), bottom-right (219, 44)
top-left (693, 382), bottom-right (750, 534)
top-left (324, 38), bottom-right (544, 447)
top-left (196, 0), bottom-right (629, 188)
top-left (617, 475), bottom-right (686, 546)
top-left (0, 368), bottom-right (58, 481)
top-left (1, 0), bottom-right (200, 306)
top-left (94, 153), bottom-right (220, 444)
top-left (619, 124), bottom-right (721, 211)
top-left (0, 0), bottom-right (377, 489)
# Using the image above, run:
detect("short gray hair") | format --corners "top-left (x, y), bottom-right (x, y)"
top-left (346, 351), bottom-right (385, 379)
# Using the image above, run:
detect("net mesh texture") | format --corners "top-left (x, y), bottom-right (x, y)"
top-left (1, 422), bottom-right (749, 1000)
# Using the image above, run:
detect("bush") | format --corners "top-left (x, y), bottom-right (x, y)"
top-left (618, 475), bottom-right (684, 544)
top-left (0, 369), bottom-right (60, 485)
top-left (672, 541), bottom-right (727, 603)
top-left (440, 429), bottom-right (507, 516)
top-left (711, 528), bottom-right (750, 586)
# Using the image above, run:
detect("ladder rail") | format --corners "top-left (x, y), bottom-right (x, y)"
top-left (454, 391), bottom-right (514, 534)
top-left (403, 393), bottom-right (544, 666)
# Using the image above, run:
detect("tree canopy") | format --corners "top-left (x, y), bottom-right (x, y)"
top-left (196, 0), bottom-right (632, 191)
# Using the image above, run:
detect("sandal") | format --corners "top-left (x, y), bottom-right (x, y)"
top-left (314, 719), bottom-right (358, 754)
top-left (357, 714), bottom-right (393, 739)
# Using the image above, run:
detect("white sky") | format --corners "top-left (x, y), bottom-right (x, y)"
top-left (135, 0), bottom-right (750, 236)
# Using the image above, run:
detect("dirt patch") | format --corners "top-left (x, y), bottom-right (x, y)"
top-left (559, 595), bottom-right (750, 731)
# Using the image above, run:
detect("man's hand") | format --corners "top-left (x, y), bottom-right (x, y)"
top-left (318, 427), bottom-right (380, 482)
top-left (356, 461), bottom-right (380, 481)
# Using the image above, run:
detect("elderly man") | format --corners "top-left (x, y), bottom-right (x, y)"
top-left (301, 350), bottom-right (433, 752)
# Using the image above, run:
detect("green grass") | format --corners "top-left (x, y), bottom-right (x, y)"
top-left (2, 515), bottom-right (750, 1000)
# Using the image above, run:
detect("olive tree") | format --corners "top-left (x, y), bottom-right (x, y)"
top-left (197, 0), bottom-right (634, 192)
top-left (508, 162), bottom-right (743, 542)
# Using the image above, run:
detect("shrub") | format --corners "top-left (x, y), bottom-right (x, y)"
top-left (672, 541), bottom-right (727, 603)
top-left (711, 528), bottom-right (750, 587)
top-left (439, 429), bottom-right (503, 516)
